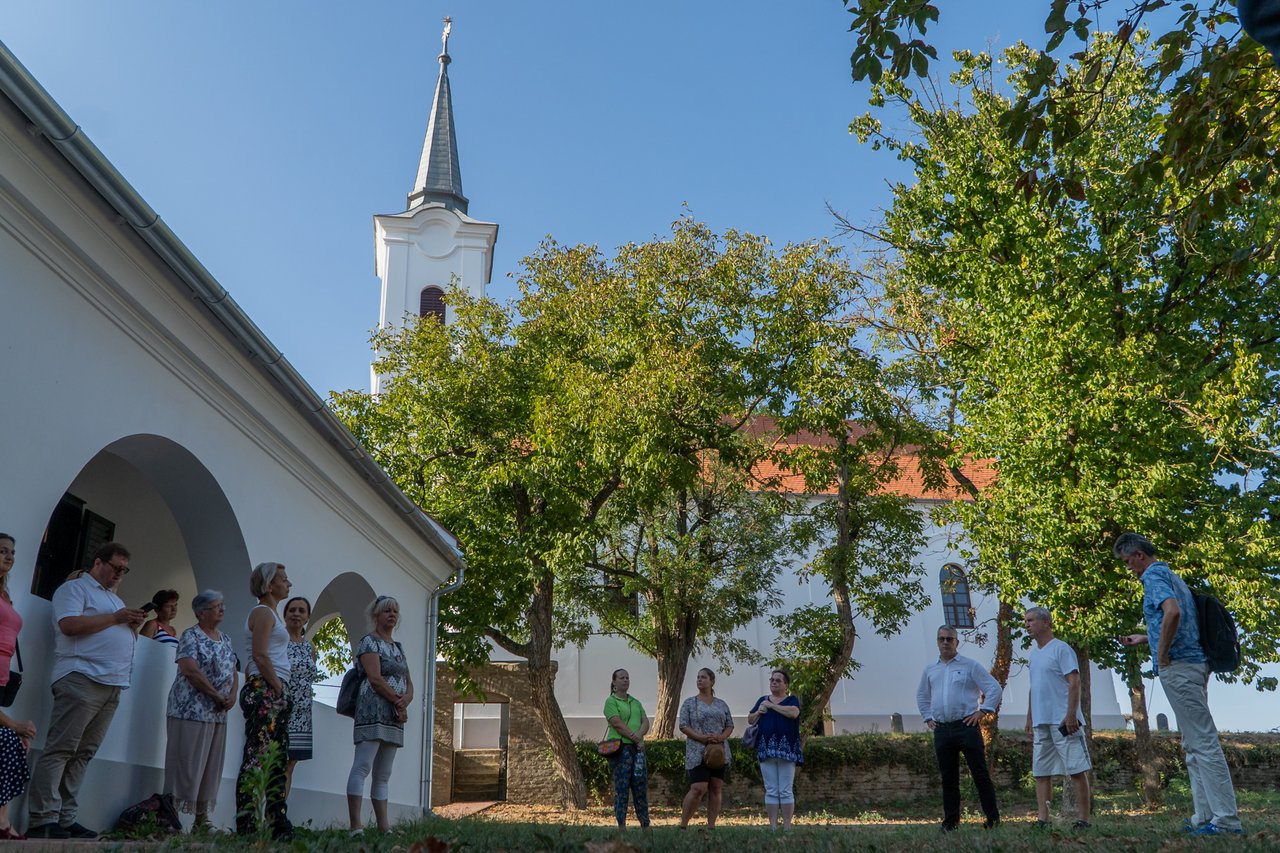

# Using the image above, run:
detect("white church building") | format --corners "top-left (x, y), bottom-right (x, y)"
top-left (360, 28), bottom-right (1127, 753)
top-left (0, 14), bottom-right (1126, 830)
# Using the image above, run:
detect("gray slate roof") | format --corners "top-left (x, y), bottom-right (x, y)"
top-left (408, 48), bottom-right (468, 213)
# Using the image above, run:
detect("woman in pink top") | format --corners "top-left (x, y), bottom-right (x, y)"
top-left (0, 534), bottom-right (36, 840)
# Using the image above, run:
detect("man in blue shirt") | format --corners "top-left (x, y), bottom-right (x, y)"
top-left (1115, 533), bottom-right (1242, 836)
top-left (916, 624), bottom-right (1002, 831)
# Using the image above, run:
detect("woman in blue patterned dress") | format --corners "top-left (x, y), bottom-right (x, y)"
top-left (747, 668), bottom-right (803, 830)
top-left (163, 590), bottom-right (238, 830)
top-left (346, 595), bottom-right (412, 834)
top-left (283, 596), bottom-right (319, 798)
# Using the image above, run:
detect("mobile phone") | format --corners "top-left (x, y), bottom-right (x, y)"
top-left (1058, 723), bottom-right (1071, 737)
top-left (139, 602), bottom-right (156, 614)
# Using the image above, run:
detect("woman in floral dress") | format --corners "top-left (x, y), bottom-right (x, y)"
top-left (235, 562), bottom-right (293, 840)
top-left (282, 596), bottom-right (320, 798)
top-left (346, 595), bottom-right (412, 834)
top-left (163, 590), bottom-right (238, 829)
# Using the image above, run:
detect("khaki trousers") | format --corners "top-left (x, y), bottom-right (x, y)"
top-left (1161, 660), bottom-right (1241, 831)
top-left (27, 672), bottom-right (121, 827)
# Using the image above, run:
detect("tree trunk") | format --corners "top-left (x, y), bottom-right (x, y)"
top-left (1126, 657), bottom-right (1163, 808)
top-left (980, 598), bottom-right (1015, 749)
top-left (524, 571), bottom-right (588, 808)
top-left (651, 633), bottom-right (695, 738)
top-left (799, 581), bottom-right (856, 744)
top-left (1064, 642), bottom-right (1094, 819)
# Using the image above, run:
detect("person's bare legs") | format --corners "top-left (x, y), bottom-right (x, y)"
top-left (765, 802), bottom-right (778, 828)
top-left (1071, 772), bottom-right (1091, 823)
top-left (285, 759), bottom-right (297, 799)
top-left (371, 798), bottom-right (390, 832)
top-left (706, 778), bottom-right (724, 827)
top-left (346, 794), bottom-right (363, 831)
top-left (781, 803), bottom-right (794, 829)
top-left (680, 783), bottom-right (706, 828)
top-left (1035, 777), bottom-right (1052, 822)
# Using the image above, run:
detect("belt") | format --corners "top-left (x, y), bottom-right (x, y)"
top-left (934, 718), bottom-right (975, 727)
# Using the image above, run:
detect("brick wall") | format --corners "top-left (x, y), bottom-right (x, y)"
top-left (432, 662), bottom-right (563, 806)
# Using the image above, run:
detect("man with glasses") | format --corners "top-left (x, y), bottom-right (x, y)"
top-left (27, 542), bottom-right (146, 840)
top-left (915, 624), bottom-right (1003, 832)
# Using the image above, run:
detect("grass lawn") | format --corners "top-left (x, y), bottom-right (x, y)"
top-left (144, 787), bottom-right (1280, 851)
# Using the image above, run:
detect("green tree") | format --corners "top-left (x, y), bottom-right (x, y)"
top-left (842, 0), bottom-right (1279, 220)
top-left (311, 617), bottom-right (352, 677)
top-left (333, 217), bottom-right (860, 805)
top-left (768, 328), bottom-right (942, 740)
top-left (856, 38), bottom-right (1280, 801)
top-left (562, 455), bottom-right (790, 738)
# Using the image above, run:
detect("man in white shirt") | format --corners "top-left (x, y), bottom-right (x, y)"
top-left (1024, 606), bottom-right (1091, 829)
top-left (916, 624), bottom-right (1003, 831)
top-left (27, 543), bottom-right (146, 840)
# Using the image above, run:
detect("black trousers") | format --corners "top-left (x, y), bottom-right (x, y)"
top-left (933, 721), bottom-right (999, 827)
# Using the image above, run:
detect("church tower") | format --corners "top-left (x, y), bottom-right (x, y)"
top-left (372, 17), bottom-right (499, 394)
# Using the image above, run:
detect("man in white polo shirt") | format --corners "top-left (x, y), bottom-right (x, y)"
top-left (27, 542), bottom-right (146, 840)
top-left (1024, 605), bottom-right (1091, 829)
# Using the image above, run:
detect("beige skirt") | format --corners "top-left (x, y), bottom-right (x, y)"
top-left (164, 717), bottom-right (228, 815)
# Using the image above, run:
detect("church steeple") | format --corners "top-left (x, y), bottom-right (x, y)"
top-left (408, 17), bottom-right (468, 213)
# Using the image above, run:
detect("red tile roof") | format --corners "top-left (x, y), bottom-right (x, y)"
top-left (743, 415), bottom-right (996, 501)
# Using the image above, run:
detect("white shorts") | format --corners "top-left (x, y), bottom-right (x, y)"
top-left (1032, 724), bottom-right (1091, 777)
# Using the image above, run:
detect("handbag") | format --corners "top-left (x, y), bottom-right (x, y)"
top-left (0, 642), bottom-right (21, 708)
top-left (597, 738), bottom-right (622, 756)
top-left (703, 741), bottom-right (726, 769)
top-left (741, 723), bottom-right (759, 749)
top-left (335, 656), bottom-right (363, 718)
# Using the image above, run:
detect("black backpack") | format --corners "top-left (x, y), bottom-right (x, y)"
top-left (114, 792), bottom-right (181, 835)
top-left (1192, 590), bottom-right (1240, 674)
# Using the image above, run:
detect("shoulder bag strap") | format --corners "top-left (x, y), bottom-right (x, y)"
top-left (13, 639), bottom-right (19, 674)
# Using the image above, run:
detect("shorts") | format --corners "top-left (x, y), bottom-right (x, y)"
top-left (686, 763), bottom-right (728, 784)
top-left (1032, 724), bottom-right (1091, 777)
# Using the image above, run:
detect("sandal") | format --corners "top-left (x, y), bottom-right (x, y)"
top-left (0, 825), bottom-right (26, 840)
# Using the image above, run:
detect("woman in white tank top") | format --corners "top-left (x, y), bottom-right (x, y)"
top-left (234, 562), bottom-right (294, 841)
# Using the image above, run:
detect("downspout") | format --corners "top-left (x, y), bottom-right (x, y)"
top-left (421, 565), bottom-right (465, 816)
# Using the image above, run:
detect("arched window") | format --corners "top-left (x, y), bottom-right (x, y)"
top-left (939, 564), bottom-right (975, 629)
top-left (419, 286), bottom-right (446, 322)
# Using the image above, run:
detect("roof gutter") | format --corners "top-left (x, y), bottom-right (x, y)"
top-left (0, 39), bottom-right (464, 576)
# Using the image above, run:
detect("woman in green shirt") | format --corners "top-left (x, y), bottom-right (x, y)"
top-left (604, 669), bottom-right (650, 829)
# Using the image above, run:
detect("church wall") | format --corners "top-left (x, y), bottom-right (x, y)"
top-left (499, 502), bottom-right (1125, 746)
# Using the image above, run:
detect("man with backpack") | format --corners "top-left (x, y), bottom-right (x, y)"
top-left (1114, 533), bottom-right (1242, 836)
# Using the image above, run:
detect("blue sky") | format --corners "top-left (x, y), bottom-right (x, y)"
top-left (5, 2), bottom-right (1275, 731)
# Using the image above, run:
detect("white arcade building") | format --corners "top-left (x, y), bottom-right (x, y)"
top-left (0, 39), bottom-right (465, 829)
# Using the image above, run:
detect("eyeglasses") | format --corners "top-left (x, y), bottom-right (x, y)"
top-left (937, 637), bottom-right (956, 643)
top-left (105, 561), bottom-right (130, 574)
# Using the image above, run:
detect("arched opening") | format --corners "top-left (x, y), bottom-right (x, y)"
top-left (23, 434), bottom-right (251, 826)
top-left (939, 563), bottom-right (975, 629)
top-left (419, 286), bottom-right (446, 323)
top-left (309, 571), bottom-right (378, 705)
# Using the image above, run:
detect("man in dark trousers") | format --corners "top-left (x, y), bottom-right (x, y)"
top-left (915, 624), bottom-right (1003, 831)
